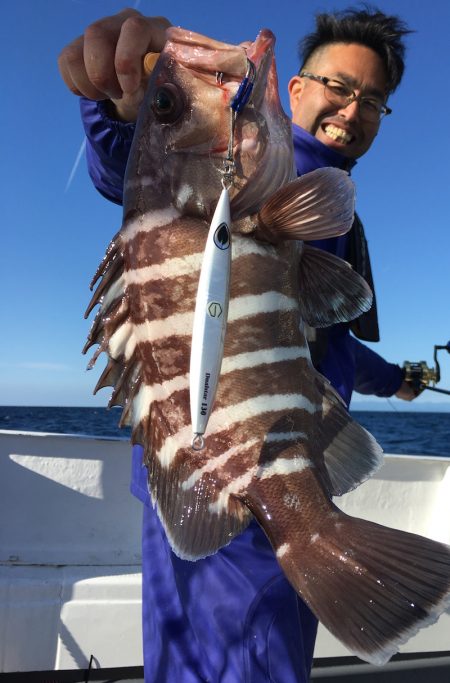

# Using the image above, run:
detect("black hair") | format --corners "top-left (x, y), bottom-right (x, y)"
top-left (299, 5), bottom-right (413, 93)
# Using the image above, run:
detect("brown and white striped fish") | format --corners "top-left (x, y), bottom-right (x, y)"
top-left (84, 27), bottom-right (450, 666)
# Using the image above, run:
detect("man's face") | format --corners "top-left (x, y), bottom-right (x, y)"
top-left (288, 42), bottom-right (388, 159)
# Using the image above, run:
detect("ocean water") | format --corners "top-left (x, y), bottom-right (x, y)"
top-left (0, 406), bottom-right (449, 456)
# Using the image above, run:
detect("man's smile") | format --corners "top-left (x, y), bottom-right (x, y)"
top-left (322, 123), bottom-right (355, 145)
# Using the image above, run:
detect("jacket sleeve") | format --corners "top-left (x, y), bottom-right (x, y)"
top-left (79, 97), bottom-right (136, 205)
top-left (351, 336), bottom-right (403, 397)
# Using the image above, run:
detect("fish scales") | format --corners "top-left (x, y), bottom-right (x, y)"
top-left (85, 26), bottom-right (450, 666)
top-left (124, 222), bottom-right (318, 480)
top-left (125, 228), bottom-right (317, 463)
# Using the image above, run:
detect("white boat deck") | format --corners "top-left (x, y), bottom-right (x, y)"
top-left (1, 429), bottom-right (449, 679)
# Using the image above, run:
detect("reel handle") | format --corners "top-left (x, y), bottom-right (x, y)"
top-left (402, 342), bottom-right (450, 395)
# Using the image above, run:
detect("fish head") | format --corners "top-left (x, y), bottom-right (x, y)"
top-left (126, 27), bottom-right (295, 221)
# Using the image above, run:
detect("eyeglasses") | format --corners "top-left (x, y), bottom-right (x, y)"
top-left (299, 71), bottom-right (392, 123)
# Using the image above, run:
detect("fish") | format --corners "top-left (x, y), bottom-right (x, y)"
top-left (84, 27), bottom-right (450, 665)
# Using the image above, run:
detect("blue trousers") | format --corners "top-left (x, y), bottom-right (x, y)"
top-left (141, 502), bottom-right (318, 682)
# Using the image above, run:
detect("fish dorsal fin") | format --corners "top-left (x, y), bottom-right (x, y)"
top-left (255, 167), bottom-right (355, 242)
top-left (83, 231), bottom-right (144, 429)
top-left (317, 379), bottom-right (384, 495)
top-left (298, 245), bottom-right (373, 327)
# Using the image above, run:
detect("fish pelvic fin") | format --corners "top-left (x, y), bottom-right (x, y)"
top-left (255, 168), bottom-right (355, 243)
top-left (244, 473), bottom-right (450, 665)
top-left (298, 245), bottom-right (373, 327)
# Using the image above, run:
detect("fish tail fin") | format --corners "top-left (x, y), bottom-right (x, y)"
top-left (274, 509), bottom-right (450, 664)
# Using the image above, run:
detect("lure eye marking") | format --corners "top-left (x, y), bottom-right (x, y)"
top-left (214, 223), bottom-right (230, 250)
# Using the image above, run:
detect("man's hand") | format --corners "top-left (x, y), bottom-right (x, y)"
top-left (58, 8), bottom-right (171, 122)
top-left (395, 380), bottom-right (419, 402)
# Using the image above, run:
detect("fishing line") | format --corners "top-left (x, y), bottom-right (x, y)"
top-left (386, 397), bottom-right (400, 413)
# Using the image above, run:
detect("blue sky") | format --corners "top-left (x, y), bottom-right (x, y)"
top-left (2, 0), bottom-right (450, 410)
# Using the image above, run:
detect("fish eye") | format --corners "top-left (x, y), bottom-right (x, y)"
top-left (151, 84), bottom-right (184, 123)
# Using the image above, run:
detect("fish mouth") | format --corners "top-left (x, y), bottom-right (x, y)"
top-left (163, 27), bottom-right (288, 216)
top-left (169, 137), bottom-right (259, 157)
top-left (163, 26), bottom-right (277, 127)
top-left (165, 26), bottom-right (275, 77)
top-left (244, 29), bottom-right (276, 108)
top-left (165, 27), bottom-right (249, 79)
top-left (245, 29), bottom-right (275, 68)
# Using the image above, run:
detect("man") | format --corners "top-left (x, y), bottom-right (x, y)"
top-left (58, 7), bottom-right (414, 682)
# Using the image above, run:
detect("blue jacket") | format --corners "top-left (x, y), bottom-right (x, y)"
top-left (79, 97), bottom-right (402, 682)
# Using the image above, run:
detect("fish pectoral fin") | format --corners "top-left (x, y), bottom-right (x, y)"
top-left (274, 506), bottom-right (450, 665)
top-left (255, 168), bottom-right (355, 242)
top-left (298, 245), bottom-right (373, 326)
top-left (318, 380), bottom-right (383, 495)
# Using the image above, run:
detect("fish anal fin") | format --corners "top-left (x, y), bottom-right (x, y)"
top-left (298, 245), bottom-right (373, 327)
top-left (143, 410), bottom-right (252, 559)
top-left (149, 455), bottom-right (251, 560)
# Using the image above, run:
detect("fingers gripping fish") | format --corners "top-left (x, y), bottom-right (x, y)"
top-left (84, 27), bottom-right (450, 666)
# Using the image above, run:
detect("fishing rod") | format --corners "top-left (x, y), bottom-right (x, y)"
top-left (403, 342), bottom-right (450, 396)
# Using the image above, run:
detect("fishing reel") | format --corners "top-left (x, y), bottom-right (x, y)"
top-left (403, 342), bottom-right (450, 395)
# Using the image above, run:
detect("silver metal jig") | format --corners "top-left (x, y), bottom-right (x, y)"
top-left (189, 56), bottom-right (256, 450)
